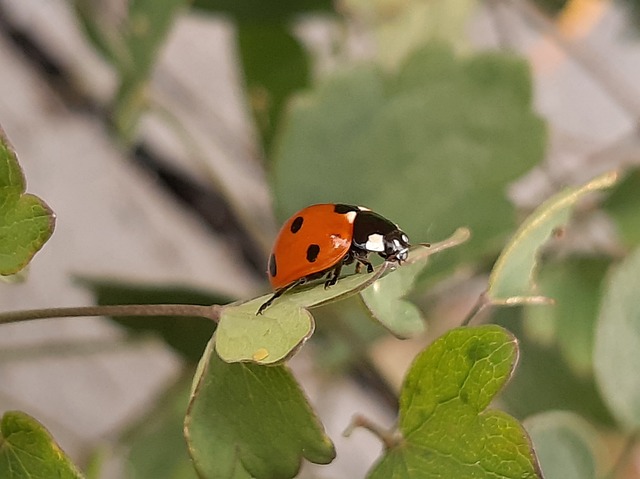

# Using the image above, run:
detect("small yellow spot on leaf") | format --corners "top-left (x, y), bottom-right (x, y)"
top-left (253, 348), bottom-right (269, 361)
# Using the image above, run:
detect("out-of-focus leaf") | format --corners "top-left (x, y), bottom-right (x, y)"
top-left (360, 227), bottom-right (469, 338)
top-left (237, 24), bottom-right (310, 155)
top-left (524, 257), bottom-right (610, 375)
top-left (534, 0), bottom-right (570, 16)
top-left (191, 0), bottom-right (334, 22)
top-left (344, 0), bottom-right (475, 68)
top-left (602, 167), bottom-right (640, 248)
top-left (525, 411), bottom-right (600, 479)
top-left (496, 308), bottom-right (615, 427)
top-left (0, 129), bottom-right (55, 275)
top-left (0, 411), bottom-right (84, 479)
top-left (487, 171), bottom-right (617, 305)
top-left (366, 325), bottom-right (541, 478)
top-left (273, 43), bottom-right (546, 278)
top-left (124, 380), bottom-right (197, 479)
top-left (117, 0), bottom-right (188, 138)
top-left (185, 340), bottom-right (335, 479)
top-left (80, 279), bottom-right (229, 363)
top-left (72, 0), bottom-right (125, 66)
top-left (594, 246), bottom-right (640, 428)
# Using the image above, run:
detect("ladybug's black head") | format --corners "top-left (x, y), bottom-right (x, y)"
top-left (380, 229), bottom-right (410, 263)
top-left (351, 209), bottom-right (410, 263)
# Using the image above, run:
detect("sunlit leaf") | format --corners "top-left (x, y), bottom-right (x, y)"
top-left (487, 171), bottom-right (617, 305)
top-left (185, 340), bottom-right (335, 479)
top-left (366, 326), bottom-right (542, 479)
top-left (0, 129), bottom-right (55, 275)
top-left (215, 263), bottom-right (386, 364)
top-left (0, 411), bottom-right (83, 479)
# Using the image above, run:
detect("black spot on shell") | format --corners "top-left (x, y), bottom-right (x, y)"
top-left (268, 253), bottom-right (277, 277)
top-left (306, 244), bottom-right (320, 263)
top-left (334, 204), bottom-right (358, 214)
top-left (290, 216), bottom-right (303, 234)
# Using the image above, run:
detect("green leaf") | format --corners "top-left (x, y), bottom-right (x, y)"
top-left (72, 0), bottom-right (126, 67)
top-left (191, 0), bottom-right (334, 23)
top-left (215, 261), bottom-right (388, 364)
top-left (602, 167), bottom-right (640, 248)
top-left (273, 43), bottom-right (545, 274)
top-left (366, 325), bottom-right (542, 479)
top-left (237, 24), bottom-right (310, 155)
top-left (0, 129), bottom-right (55, 275)
top-left (360, 227), bottom-right (470, 338)
top-left (594, 246), bottom-right (640, 428)
top-left (79, 278), bottom-right (228, 363)
top-left (185, 340), bottom-right (335, 479)
top-left (523, 257), bottom-right (610, 375)
top-left (525, 411), bottom-right (600, 479)
top-left (0, 411), bottom-right (84, 479)
top-left (124, 380), bottom-right (197, 479)
top-left (487, 171), bottom-right (618, 305)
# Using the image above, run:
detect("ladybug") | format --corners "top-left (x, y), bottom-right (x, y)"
top-left (257, 203), bottom-right (410, 314)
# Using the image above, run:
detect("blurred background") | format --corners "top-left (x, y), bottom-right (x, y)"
top-left (0, 0), bottom-right (639, 477)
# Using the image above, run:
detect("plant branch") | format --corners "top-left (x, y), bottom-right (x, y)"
top-left (343, 414), bottom-right (403, 450)
top-left (0, 304), bottom-right (223, 325)
top-left (461, 293), bottom-right (491, 327)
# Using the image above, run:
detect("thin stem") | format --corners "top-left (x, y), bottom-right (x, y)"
top-left (603, 430), bottom-right (640, 479)
top-left (461, 293), bottom-right (491, 327)
top-left (0, 304), bottom-right (222, 325)
top-left (343, 414), bottom-right (403, 450)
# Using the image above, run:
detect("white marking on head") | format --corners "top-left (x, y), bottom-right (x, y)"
top-left (365, 233), bottom-right (385, 252)
top-left (401, 234), bottom-right (409, 243)
top-left (393, 239), bottom-right (401, 249)
top-left (345, 211), bottom-right (357, 223)
top-left (357, 205), bottom-right (370, 211)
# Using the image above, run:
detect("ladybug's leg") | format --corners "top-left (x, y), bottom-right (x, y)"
top-left (256, 278), bottom-right (305, 315)
top-left (324, 262), bottom-right (343, 289)
top-left (354, 253), bottom-right (374, 273)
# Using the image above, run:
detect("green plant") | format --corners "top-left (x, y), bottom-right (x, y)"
top-left (2, 1), bottom-right (640, 478)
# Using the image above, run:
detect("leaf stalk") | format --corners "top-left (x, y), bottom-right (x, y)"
top-left (0, 304), bottom-right (222, 325)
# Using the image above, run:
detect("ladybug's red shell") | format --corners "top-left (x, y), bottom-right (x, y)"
top-left (268, 204), bottom-right (354, 289)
